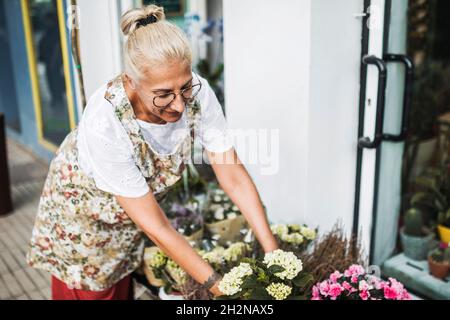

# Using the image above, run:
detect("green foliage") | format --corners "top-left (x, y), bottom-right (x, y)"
top-left (404, 208), bottom-right (425, 237)
top-left (408, 164), bottom-right (450, 228)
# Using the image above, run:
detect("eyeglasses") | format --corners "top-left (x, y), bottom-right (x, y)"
top-left (139, 72), bottom-right (203, 110)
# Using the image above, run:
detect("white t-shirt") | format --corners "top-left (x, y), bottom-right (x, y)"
top-left (76, 73), bottom-right (233, 198)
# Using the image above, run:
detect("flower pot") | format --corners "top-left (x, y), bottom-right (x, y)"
top-left (428, 256), bottom-right (449, 280)
top-left (184, 227), bottom-right (204, 244)
top-left (437, 224), bottom-right (450, 243)
top-left (400, 227), bottom-right (434, 261)
top-left (158, 287), bottom-right (185, 300)
top-left (142, 247), bottom-right (165, 287)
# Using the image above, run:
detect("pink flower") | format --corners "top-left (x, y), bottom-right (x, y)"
top-left (328, 283), bottom-right (343, 300)
top-left (367, 275), bottom-right (382, 290)
top-left (342, 281), bottom-right (357, 293)
top-left (319, 280), bottom-right (330, 296)
top-left (383, 285), bottom-right (399, 300)
top-left (311, 286), bottom-right (322, 300)
top-left (358, 280), bottom-right (370, 291)
top-left (329, 271), bottom-right (342, 283)
top-left (348, 264), bottom-right (366, 276)
top-left (386, 278), bottom-right (411, 300)
top-left (351, 275), bottom-right (359, 283)
top-left (401, 290), bottom-right (412, 300)
top-left (359, 290), bottom-right (370, 300)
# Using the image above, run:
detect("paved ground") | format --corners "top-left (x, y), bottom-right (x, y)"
top-left (0, 139), bottom-right (51, 300)
top-left (0, 138), bottom-right (156, 300)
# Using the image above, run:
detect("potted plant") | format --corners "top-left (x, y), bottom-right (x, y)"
top-left (141, 246), bottom-right (191, 299)
top-left (311, 265), bottom-right (411, 300)
top-left (270, 224), bottom-right (317, 255)
top-left (204, 185), bottom-right (247, 246)
top-left (408, 164), bottom-right (449, 242)
top-left (169, 203), bottom-right (204, 244)
top-left (428, 242), bottom-right (450, 280)
top-left (400, 208), bottom-right (434, 260)
top-left (217, 249), bottom-right (314, 300)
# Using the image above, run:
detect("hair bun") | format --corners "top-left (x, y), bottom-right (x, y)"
top-left (120, 4), bottom-right (165, 36)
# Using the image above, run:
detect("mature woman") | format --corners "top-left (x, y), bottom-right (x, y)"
top-left (26, 4), bottom-right (278, 300)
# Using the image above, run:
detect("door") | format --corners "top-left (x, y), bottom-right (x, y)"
top-left (356, 0), bottom-right (413, 265)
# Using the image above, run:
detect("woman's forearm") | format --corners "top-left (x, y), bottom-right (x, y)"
top-left (220, 168), bottom-right (279, 253)
top-left (147, 224), bottom-right (220, 290)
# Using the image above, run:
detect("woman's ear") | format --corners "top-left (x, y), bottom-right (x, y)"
top-left (124, 74), bottom-right (137, 90)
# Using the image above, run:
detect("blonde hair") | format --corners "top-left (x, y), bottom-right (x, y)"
top-left (120, 4), bottom-right (192, 81)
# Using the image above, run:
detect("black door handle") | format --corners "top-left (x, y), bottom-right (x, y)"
top-left (358, 55), bottom-right (388, 149)
top-left (382, 54), bottom-right (414, 142)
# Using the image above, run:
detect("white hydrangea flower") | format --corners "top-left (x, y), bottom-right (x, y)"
top-left (289, 224), bottom-right (302, 232)
top-left (214, 207), bottom-right (225, 220)
top-left (166, 259), bottom-right (188, 285)
top-left (223, 242), bottom-right (249, 262)
top-left (145, 249), bottom-right (167, 268)
top-left (218, 263), bottom-right (253, 296)
top-left (271, 224), bottom-right (289, 237)
top-left (227, 212), bottom-right (237, 219)
top-left (300, 226), bottom-right (316, 240)
top-left (266, 282), bottom-right (292, 300)
top-left (263, 249), bottom-right (303, 280)
top-left (281, 233), bottom-right (304, 244)
top-left (214, 195), bottom-right (222, 202)
top-left (202, 247), bottom-right (225, 265)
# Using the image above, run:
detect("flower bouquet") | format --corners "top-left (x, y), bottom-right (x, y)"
top-left (270, 224), bottom-right (317, 254)
top-left (166, 201), bottom-right (204, 244)
top-left (199, 242), bottom-right (252, 273)
top-left (311, 265), bottom-right (411, 300)
top-left (142, 246), bottom-right (191, 297)
top-left (204, 185), bottom-right (247, 245)
top-left (217, 249), bottom-right (313, 300)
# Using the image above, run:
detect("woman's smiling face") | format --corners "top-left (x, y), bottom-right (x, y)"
top-left (128, 59), bottom-right (194, 124)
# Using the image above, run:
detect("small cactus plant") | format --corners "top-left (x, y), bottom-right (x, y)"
top-left (404, 208), bottom-right (425, 237)
top-left (444, 247), bottom-right (450, 263)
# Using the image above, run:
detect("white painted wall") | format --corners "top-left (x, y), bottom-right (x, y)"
top-left (223, 0), bottom-right (365, 237)
top-left (223, 0), bottom-right (311, 226)
top-left (77, 0), bottom-right (123, 100)
top-left (308, 0), bottom-right (364, 235)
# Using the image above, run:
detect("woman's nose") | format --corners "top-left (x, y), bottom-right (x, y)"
top-left (169, 94), bottom-right (185, 113)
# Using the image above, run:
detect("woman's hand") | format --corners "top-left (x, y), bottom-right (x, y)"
top-left (209, 279), bottom-right (224, 297)
top-left (208, 148), bottom-right (280, 254)
top-left (116, 191), bottom-right (225, 294)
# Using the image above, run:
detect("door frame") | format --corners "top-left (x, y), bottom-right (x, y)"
top-left (353, 0), bottom-right (391, 264)
top-left (20, 0), bottom-right (77, 153)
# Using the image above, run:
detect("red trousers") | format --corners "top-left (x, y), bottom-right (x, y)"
top-left (51, 275), bottom-right (134, 300)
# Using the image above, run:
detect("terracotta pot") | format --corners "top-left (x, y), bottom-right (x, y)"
top-left (428, 256), bottom-right (449, 280)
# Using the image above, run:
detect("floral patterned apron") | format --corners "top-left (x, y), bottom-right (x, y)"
top-left (26, 74), bottom-right (201, 291)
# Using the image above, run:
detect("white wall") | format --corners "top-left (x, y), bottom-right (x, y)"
top-left (223, 0), bottom-right (364, 236)
top-left (77, 0), bottom-right (124, 100)
top-left (223, 0), bottom-right (312, 225)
